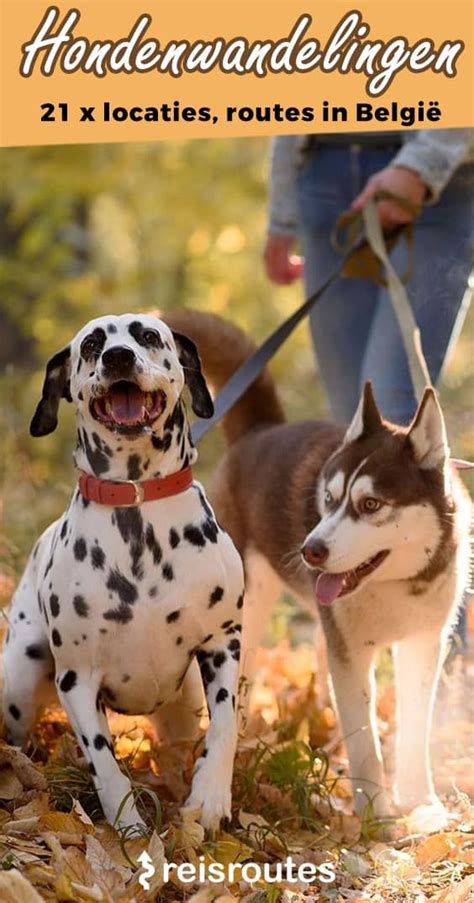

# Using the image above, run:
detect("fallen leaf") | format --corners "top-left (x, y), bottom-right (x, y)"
top-left (0, 868), bottom-right (45, 903)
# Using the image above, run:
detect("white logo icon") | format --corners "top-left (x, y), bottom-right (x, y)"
top-left (137, 850), bottom-right (155, 890)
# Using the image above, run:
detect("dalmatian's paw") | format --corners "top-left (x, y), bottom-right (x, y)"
top-left (184, 773), bottom-right (232, 834)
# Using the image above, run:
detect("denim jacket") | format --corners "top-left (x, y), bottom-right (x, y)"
top-left (268, 129), bottom-right (474, 236)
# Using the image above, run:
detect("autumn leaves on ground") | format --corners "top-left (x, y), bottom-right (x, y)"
top-left (0, 604), bottom-right (473, 902)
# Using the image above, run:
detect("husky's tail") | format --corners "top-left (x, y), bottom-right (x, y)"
top-left (160, 309), bottom-right (285, 445)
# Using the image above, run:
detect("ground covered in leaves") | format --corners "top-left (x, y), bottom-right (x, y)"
top-left (0, 624), bottom-right (473, 902)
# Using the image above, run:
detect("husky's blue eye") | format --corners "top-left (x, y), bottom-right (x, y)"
top-left (361, 497), bottom-right (382, 513)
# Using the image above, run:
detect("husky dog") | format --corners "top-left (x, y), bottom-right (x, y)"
top-left (162, 309), bottom-right (471, 819)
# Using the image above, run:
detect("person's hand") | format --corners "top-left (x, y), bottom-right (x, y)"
top-left (351, 166), bottom-right (427, 229)
top-left (264, 234), bottom-right (304, 285)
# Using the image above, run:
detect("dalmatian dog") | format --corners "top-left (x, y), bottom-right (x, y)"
top-left (2, 313), bottom-right (244, 832)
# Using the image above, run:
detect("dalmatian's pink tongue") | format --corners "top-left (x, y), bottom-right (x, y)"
top-left (315, 572), bottom-right (346, 606)
top-left (109, 384), bottom-right (145, 424)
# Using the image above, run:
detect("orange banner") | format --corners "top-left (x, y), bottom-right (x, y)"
top-left (1, 0), bottom-right (473, 147)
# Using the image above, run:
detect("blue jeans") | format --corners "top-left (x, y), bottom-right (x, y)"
top-left (296, 144), bottom-right (473, 425)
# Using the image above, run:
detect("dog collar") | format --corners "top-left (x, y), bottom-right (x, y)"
top-left (77, 466), bottom-right (194, 507)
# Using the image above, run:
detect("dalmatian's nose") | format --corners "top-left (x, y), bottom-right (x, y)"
top-left (102, 346), bottom-right (136, 375)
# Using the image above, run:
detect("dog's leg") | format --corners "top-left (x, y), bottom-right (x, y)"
top-left (2, 613), bottom-right (56, 747)
top-left (184, 638), bottom-right (240, 832)
top-left (393, 631), bottom-right (444, 811)
top-left (328, 647), bottom-right (391, 818)
top-left (239, 550), bottom-right (282, 728)
top-left (151, 658), bottom-right (205, 743)
top-left (56, 670), bottom-right (145, 830)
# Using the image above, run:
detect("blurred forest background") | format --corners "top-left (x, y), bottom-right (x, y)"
top-left (0, 138), bottom-right (472, 593)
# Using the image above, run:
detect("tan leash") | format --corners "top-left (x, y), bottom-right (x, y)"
top-left (192, 192), bottom-right (432, 443)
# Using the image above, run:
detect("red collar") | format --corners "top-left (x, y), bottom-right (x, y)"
top-left (78, 466), bottom-right (194, 507)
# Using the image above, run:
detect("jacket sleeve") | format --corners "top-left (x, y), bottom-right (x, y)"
top-left (392, 128), bottom-right (473, 202)
top-left (267, 135), bottom-right (300, 235)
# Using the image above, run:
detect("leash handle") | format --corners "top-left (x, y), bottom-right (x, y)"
top-left (192, 189), bottom-right (427, 443)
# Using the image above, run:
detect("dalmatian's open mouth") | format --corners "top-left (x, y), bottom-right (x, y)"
top-left (91, 381), bottom-right (167, 428)
top-left (314, 550), bottom-right (390, 606)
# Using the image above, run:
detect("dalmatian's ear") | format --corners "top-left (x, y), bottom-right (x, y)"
top-left (171, 331), bottom-right (214, 419)
top-left (30, 345), bottom-right (72, 437)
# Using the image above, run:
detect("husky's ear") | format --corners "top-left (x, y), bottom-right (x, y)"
top-left (30, 345), bottom-right (72, 437)
top-left (407, 387), bottom-right (449, 470)
top-left (344, 381), bottom-right (384, 443)
top-left (172, 331), bottom-right (214, 419)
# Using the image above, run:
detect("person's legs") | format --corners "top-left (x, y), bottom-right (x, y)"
top-left (361, 164), bottom-right (474, 424)
top-left (297, 145), bottom-right (384, 422)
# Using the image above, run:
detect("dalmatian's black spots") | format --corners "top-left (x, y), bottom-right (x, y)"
top-left (128, 320), bottom-right (164, 350)
top-left (9, 704), bottom-right (21, 721)
top-left (216, 688), bottom-right (229, 704)
top-left (127, 454), bottom-right (142, 481)
top-left (103, 603), bottom-right (133, 624)
top-left (151, 432), bottom-right (172, 453)
top-left (91, 546), bottom-right (105, 570)
top-left (209, 586), bottom-right (224, 607)
top-left (82, 734), bottom-right (89, 746)
top-left (52, 629), bottom-right (62, 647)
top-left (202, 633), bottom-right (214, 644)
top-left (228, 638), bottom-right (241, 661)
top-left (164, 402), bottom-right (185, 434)
top-left (82, 429), bottom-right (110, 477)
top-left (183, 524), bottom-right (205, 548)
top-left (213, 651), bottom-right (226, 668)
top-left (162, 562), bottom-right (174, 582)
top-left (176, 636), bottom-right (183, 646)
top-left (199, 660), bottom-right (215, 688)
top-left (166, 609), bottom-right (181, 624)
top-left (80, 327), bottom-right (106, 361)
top-left (149, 586), bottom-right (158, 598)
top-left (73, 595), bottom-right (89, 618)
top-left (73, 538), bottom-right (87, 562)
top-left (145, 524), bottom-right (162, 565)
top-left (50, 594), bottom-right (60, 618)
top-left (107, 323), bottom-right (118, 334)
top-left (237, 594), bottom-right (244, 609)
top-left (60, 520), bottom-right (68, 541)
top-left (93, 733), bottom-right (110, 752)
top-left (221, 620), bottom-right (233, 629)
top-left (232, 695), bottom-right (236, 711)
top-left (59, 670), bottom-right (77, 693)
top-left (169, 528), bottom-right (180, 549)
top-left (115, 508), bottom-right (145, 580)
top-left (44, 555), bottom-right (54, 579)
top-left (163, 358), bottom-right (171, 370)
top-left (235, 625), bottom-right (242, 633)
top-left (25, 643), bottom-right (47, 661)
top-left (197, 487), bottom-right (213, 519)
top-left (202, 519), bottom-right (218, 544)
top-left (78, 390), bottom-right (84, 401)
top-left (106, 569), bottom-right (138, 605)
top-left (89, 762), bottom-right (97, 777)
top-left (18, 613), bottom-right (25, 621)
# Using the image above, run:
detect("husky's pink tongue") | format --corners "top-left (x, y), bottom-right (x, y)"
top-left (110, 384), bottom-right (145, 424)
top-left (315, 572), bottom-right (346, 606)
